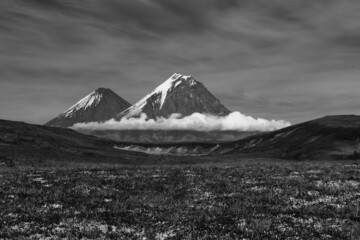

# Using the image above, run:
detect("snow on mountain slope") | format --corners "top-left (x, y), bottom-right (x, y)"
top-left (45, 88), bottom-right (131, 128)
top-left (155, 73), bottom-right (193, 109)
top-left (115, 73), bottom-right (231, 120)
top-left (61, 90), bottom-right (103, 118)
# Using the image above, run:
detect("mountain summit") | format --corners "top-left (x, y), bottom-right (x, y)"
top-left (45, 88), bottom-right (131, 127)
top-left (116, 73), bottom-right (231, 120)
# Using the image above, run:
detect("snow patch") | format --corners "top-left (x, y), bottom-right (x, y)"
top-left (60, 91), bottom-right (103, 118)
top-left (121, 73), bottom-right (193, 118)
top-left (156, 73), bottom-right (182, 109)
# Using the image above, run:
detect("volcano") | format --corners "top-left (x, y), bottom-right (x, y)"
top-left (45, 88), bottom-right (131, 128)
top-left (115, 73), bottom-right (231, 120)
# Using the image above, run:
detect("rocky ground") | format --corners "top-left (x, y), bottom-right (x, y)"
top-left (1, 160), bottom-right (360, 239)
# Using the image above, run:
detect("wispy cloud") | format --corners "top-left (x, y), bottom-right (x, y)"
top-left (1, 0), bottom-right (360, 124)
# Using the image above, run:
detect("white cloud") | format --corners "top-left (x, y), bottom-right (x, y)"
top-left (72, 112), bottom-right (291, 132)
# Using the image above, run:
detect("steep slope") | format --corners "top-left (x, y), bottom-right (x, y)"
top-left (0, 119), bottom-right (163, 167)
top-left (45, 88), bottom-right (131, 127)
top-left (115, 73), bottom-right (231, 120)
top-left (214, 115), bottom-right (360, 160)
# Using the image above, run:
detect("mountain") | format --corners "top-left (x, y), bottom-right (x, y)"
top-left (0, 119), bottom-right (163, 167)
top-left (115, 73), bottom-right (231, 120)
top-left (213, 115), bottom-right (360, 160)
top-left (45, 88), bottom-right (131, 128)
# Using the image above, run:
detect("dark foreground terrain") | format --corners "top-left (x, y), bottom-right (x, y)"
top-left (1, 160), bottom-right (360, 239)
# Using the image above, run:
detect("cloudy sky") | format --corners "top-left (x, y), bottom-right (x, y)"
top-left (1, 0), bottom-right (360, 124)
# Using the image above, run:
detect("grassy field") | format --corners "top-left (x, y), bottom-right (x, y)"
top-left (1, 159), bottom-right (360, 239)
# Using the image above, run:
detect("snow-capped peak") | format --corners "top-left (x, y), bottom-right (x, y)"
top-left (45, 88), bottom-right (131, 127)
top-left (115, 73), bottom-right (232, 120)
top-left (59, 90), bottom-right (104, 118)
top-left (155, 73), bottom-right (193, 108)
top-left (124, 73), bottom-right (195, 117)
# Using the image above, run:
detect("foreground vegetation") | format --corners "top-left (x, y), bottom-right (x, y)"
top-left (1, 160), bottom-right (360, 239)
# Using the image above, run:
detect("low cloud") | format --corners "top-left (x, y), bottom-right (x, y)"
top-left (72, 112), bottom-right (291, 132)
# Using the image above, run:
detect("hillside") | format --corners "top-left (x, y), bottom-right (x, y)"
top-left (0, 119), bottom-right (163, 167)
top-left (214, 115), bottom-right (360, 160)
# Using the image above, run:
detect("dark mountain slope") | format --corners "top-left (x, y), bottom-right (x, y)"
top-left (214, 115), bottom-right (360, 160)
top-left (0, 119), bottom-right (163, 167)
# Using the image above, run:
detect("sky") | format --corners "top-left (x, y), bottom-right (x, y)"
top-left (1, 0), bottom-right (360, 125)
